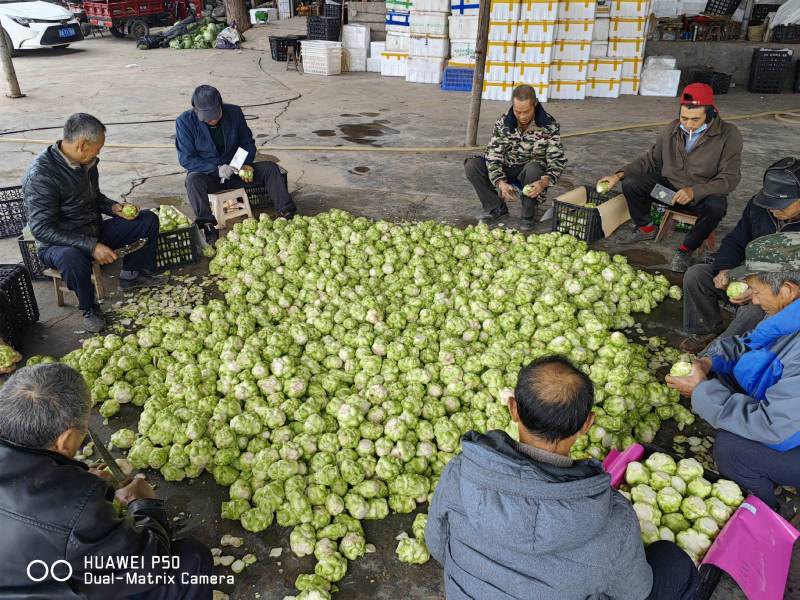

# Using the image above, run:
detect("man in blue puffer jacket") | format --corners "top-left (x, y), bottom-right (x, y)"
top-left (667, 232), bottom-right (800, 508)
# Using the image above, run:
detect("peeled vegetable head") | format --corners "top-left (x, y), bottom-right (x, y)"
top-left (669, 362), bottom-right (693, 377)
top-left (726, 281), bottom-right (749, 299)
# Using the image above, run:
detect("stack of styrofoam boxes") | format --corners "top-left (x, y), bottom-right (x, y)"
top-left (343, 24), bottom-right (370, 72)
top-left (585, 56), bottom-right (623, 96)
top-left (607, 0), bottom-right (650, 95)
top-left (448, 0), bottom-right (479, 68)
top-left (408, 0), bottom-right (450, 83)
top-left (383, 0), bottom-right (413, 76)
top-left (368, 41), bottom-right (385, 72)
top-left (513, 0), bottom-right (558, 102)
top-left (548, 0), bottom-right (595, 100)
top-left (482, 0), bottom-right (522, 101)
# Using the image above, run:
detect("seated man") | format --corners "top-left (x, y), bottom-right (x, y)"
top-left (667, 232), bottom-right (800, 510)
top-left (22, 113), bottom-right (160, 333)
top-left (0, 363), bottom-right (212, 599)
top-left (426, 355), bottom-right (698, 600)
top-left (465, 84), bottom-right (567, 232)
top-left (176, 84), bottom-right (296, 244)
top-left (600, 83), bottom-right (743, 273)
top-left (680, 157), bottom-right (800, 353)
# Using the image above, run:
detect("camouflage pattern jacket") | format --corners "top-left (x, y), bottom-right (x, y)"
top-left (484, 104), bottom-right (567, 189)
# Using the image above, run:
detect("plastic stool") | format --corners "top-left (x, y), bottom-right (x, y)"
top-left (655, 209), bottom-right (717, 252)
top-left (43, 263), bottom-right (105, 307)
top-left (208, 188), bottom-right (253, 229)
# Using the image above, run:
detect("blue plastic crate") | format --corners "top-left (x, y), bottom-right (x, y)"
top-left (441, 67), bottom-right (474, 92)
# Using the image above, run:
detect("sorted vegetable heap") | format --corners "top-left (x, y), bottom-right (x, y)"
top-left (60, 210), bottom-right (687, 597)
top-left (168, 19), bottom-right (223, 50)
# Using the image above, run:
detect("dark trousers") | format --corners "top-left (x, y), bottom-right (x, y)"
top-left (464, 156), bottom-right (545, 220)
top-left (714, 430), bottom-right (800, 509)
top-left (129, 538), bottom-right (213, 600)
top-left (39, 211), bottom-right (159, 312)
top-left (622, 171), bottom-right (727, 250)
top-left (185, 160), bottom-right (294, 225)
top-left (645, 540), bottom-right (699, 600)
top-left (683, 263), bottom-right (765, 337)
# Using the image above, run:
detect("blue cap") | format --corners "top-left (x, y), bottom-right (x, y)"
top-left (191, 85), bottom-right (223, 122)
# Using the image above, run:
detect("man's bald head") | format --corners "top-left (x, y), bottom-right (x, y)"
top-left (514, 356), bottom-right (594, 443)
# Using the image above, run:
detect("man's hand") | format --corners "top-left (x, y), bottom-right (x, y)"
top-left (112, 203), bottom-right (139, 221)
top-left (673, 187), bottom-right (695, 206)
top-left (88, 466), bottom-right (116, 485)
top-left (713, 269), bottom-right (730, 290)
top-left (92, 243), bottom-right (118, 265)
top-left (497, 181), bottom-right (518, 203)
top-left (729, 289), bottom-right (753, 305)
top-left (665, 358), bottom-right (710, 396)
top-left (115, 478), bottom-right (155, 507)
top-left (599, 173), bottom-right (623, 189)
top-left (239, 165), bottom-right (254, 183)
top-left (218, 164), bottom-right (236, 182)
top-left (523, 177), bottom-right (550, 199)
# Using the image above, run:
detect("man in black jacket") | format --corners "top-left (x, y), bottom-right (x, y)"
top-left (22, 113), bottom-right (161, 334)
top-left (0, 363), bottom-right (213, 600)
top-left (681, 157), bottom-right (800, 352)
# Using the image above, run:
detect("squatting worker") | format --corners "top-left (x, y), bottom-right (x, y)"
top-left (465, 84), bottom-right (567, 232)
top-left (22, 113), bottom-right (160, 334)
top-left (667, 233), bottom-right (800, 510)
top-left (176, 84), bottom-right (297, 245)
top-left (0, 364), bottom-right (214, 600)
top-left (680, 157), bottom-right (800, 354)
top-left (599, 83), bottom-right (743, 273)
top-left (426, 355), bottom-right (698, 600)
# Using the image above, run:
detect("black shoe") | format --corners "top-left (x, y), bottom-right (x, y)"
top-left (277, 210), bottom-right (296, 220)
top-left (203, 223), bottom-right (219, 245)
top-left (82, 306), bottom-right (106, 333)
top-left (670, 250), bottom-right (693, 273)
top-left (617, 224), bottom-right (657, 244)
top-left (478, 206), bottom-right (509, 224)
top-left (519, 218), bottom-right (535, 233)
top-left (119, 273), bottom-right (162, 291)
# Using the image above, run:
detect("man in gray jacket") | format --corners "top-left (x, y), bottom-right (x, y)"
top-left (426, 356), bottom-right (698, 600)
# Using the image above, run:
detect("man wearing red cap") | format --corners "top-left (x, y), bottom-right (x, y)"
top-left (599, 83), bottom-right (743, 272)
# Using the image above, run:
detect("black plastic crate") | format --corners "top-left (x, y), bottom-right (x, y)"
top-left (0, 186), bottom-right (25, 239)
top-left (244, 166), bottom-right (289, 209)
top-left (702, 0), bottom-right (741, 15)
top-left (17, 237), bottom-right (48, 280)
top-left (552, 186), bottom-right (616, 243)
top-left (324, 2), bottom-right (342, 18)
top-left (268, 34), bottom-right (305, 61)
top-left (748, 47), bottom-right (793, 93)
top-left (690, 70), bottom-right (732, 94)
top-left (0, 264), bottom-right (39, 349)
top-left (155, 225), bottom-right (200, 271)
top-left (770, 24), bottom-right (800, 43)
top-left (307, 16), bottom-right (341, 41)
top-left (749, 3), bottom-right (779, 25)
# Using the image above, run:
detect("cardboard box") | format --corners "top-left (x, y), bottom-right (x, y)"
top-left (553, 186), bottom-right (631, 239)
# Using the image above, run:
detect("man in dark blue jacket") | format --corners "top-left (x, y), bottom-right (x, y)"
top-left (175, 85), bottom-right (296, 244)
top-left (680, 157), bottom-right (800, 353)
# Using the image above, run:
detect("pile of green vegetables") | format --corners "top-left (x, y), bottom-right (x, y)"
top-left (158, 205), bottom-right (192, 232)
top-left (168, 19), bottom-right (223, 50)
top-left (60, 210), bottom-right (687, 598)
top-left (621, 453), bottom-right (744, 563)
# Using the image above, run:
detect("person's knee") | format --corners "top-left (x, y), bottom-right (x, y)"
top-left (173, 538), bottom-right (213, 576)
top-left (683, 264), bottom-right (712, 292)
top-left (137, 209), bottom-right (160, 235)
top-left (712, 430), bottom-right (738, 475)
top-left (256, 160), bottom-right (280, 176)
top-left (520, 162), bottom-right (544, 181)
top-left (621, 175), bottom-right (641, 197)
top-left (185, 172), bottom-right (208, 192)
top-left (57, 247), bottom-right (92, 275)
top-left (701, 196), bottom-right (727, 222)
top-left (464, 157), bottom-right (485, 180)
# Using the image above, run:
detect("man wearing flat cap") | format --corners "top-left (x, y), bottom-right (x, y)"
top-left (679, 157), bottom-right (800, 353)
top-left (175, 84), bottom-right (297, 244)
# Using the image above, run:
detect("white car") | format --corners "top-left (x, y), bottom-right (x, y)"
top-left (0, 0), bottom-right (83, 56)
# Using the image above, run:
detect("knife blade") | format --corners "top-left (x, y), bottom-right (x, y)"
top-left (115, 238), bottom-right (147, 260)
top-left (88, 428), bottom-right (127, 483)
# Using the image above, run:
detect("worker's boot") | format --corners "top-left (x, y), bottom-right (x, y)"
top-left (82, 305), bottom-right (106, 334)
top-left (670, 250), bottom-right (693, 273)
top-left (203, 223), bottom-right (220, 245)
top-left (617, 224), bottom-right (657, 244)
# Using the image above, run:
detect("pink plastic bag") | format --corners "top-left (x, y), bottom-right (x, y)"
top-left (703, 495), bottom-right (799, 600)
top-left (602, 443), bottom-right (645, 488)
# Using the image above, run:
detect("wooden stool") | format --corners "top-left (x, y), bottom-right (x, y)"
top-left (286, 46), bottom-right (303, 72)
top-left (655, 209), bottom-right (717, 252)
top-left (208, 188), bottom-right (253, 229)
top-left (43, 263), bottom-right (105, 307)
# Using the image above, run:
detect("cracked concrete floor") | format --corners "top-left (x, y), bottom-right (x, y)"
top-left (2, 20), bottom-right (800, 599)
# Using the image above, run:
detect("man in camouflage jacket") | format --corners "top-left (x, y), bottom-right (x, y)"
top-left (465, 85), bottom-right (567, 231)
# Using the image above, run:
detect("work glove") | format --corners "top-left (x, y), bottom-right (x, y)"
top-left (218, 164), bottom-right (236, 182)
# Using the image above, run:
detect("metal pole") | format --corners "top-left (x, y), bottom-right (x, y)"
top-left (465, 0), bottom-right (491, 147)
top-left (738, 0), bottom-right (754, 40)
top-left (0, 23), bottom-right (23, 99)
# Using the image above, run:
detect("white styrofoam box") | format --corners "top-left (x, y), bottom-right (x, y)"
top-left (451, 40), bottom-right (477, 61)
top-left (489, 20), bottom-right (519, 41)
top-left (448, 58), bottom-right (474, 68)
top-left (415, 0), bottom-right (450, 11)
top-left (410, 11), bottom-right (449, 34)
top-left (490, 0), bottom-right (521, 20)
top-left (607, 36), bottom-right (645, 57)
top-left (620, 75), bottom-right (640, 94)
top-left (515, 40), bottom-right (553, 63)
top-left (370, 41), bottom-right (386, 57)
top-left (558, 0), bottom-right (596, 19)
top-left (608, 0), bottom-right (650, 17)
top-left (520, 0), bottom-right (558, 20)
top-left (640, 67), bottom-right (680, 96)
top-left (485, 59), bottom-right (517, 82)
top-left (593, 16), bottom-right (610, 40)
top-left (517, 19), bottom-right (558, 41)
top-left (449, 15), bottom-right (479, 39)
top-left (451, 0), bottom-right (480, 15)
top-left (367, 57), bottom-right (382, 72)
top-left (550, 59), bottom-right (589, 80)
top-left (587, 57), bottom-right (622, 78)
top-left (552, 39), bottom-right (591, 61)
top-left (381, 51), bottom-right (409, 76)
top-left (343, 47), bottom-right (368, 71)
top-left (549, 79), bottom-right (587, 99)
top-left (515, 61), bottom-right (551, 84)
top-left (386, 10), bottom-right (411, 31)
top-left (406, 56), bottom-right (447, 83)
top-left (249, 8), bottom-right (277, 23)
top-left (590, 41), bottom-right (608, 57)
top-left (653, 0), bottom-right (678, 16)
top-left (302, 41), bottom-right (343, 76)
top-left (609, 16), bottom-right (647, 37)
top-left (556, 19), bottom-right (595, 41)
top-left (586, 77), bottom-right (621, 97)
top-left (410, 34), bottom-right (449, 57)
top-left (621, 56), bottom-right (643, 77)
top-left (512, 80), bottom-right (549, 101)
top-left (386, 31), bottom-right (411, 51)
top-left (644, 55), bottom-right (676, 69)
top-left (387, 0), bottom-right (414, 9)
top-left (343, 24), bottom-right (371, 49)
top-left (482, 80), bottom-right (515, 101)
top-left (487, 40), bottom-right (516, 61)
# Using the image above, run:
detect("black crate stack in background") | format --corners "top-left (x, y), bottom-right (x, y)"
top-left (748, 48), bottom-right (793, 93)
top-left (307, 15), bottom-right (341, 41)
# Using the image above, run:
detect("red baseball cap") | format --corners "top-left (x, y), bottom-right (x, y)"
top-left (680, 83), bottom-right (716, 109)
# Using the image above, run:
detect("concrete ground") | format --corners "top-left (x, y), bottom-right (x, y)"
top-left (1, 18), bottom-right (800, 599)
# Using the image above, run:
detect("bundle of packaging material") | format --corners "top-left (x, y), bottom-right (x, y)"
top-left (449, 14), bottom-right (478, 63)
top-left (548, 0), bottom-right (594, 100)
top-left (607, 0), bottom-right (652, 94)
top-left (639, 55), bottom-right (681, 96)
top-left (408, 0), bottom-right (450, 83)
top-left (342, 24), bottom-right (370, 72)
top-left (368, 41), bottom-right (385, 72)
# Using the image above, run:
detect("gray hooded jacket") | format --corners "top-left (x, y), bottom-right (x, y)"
top-left (425, 431), bottom-right (653, 600)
